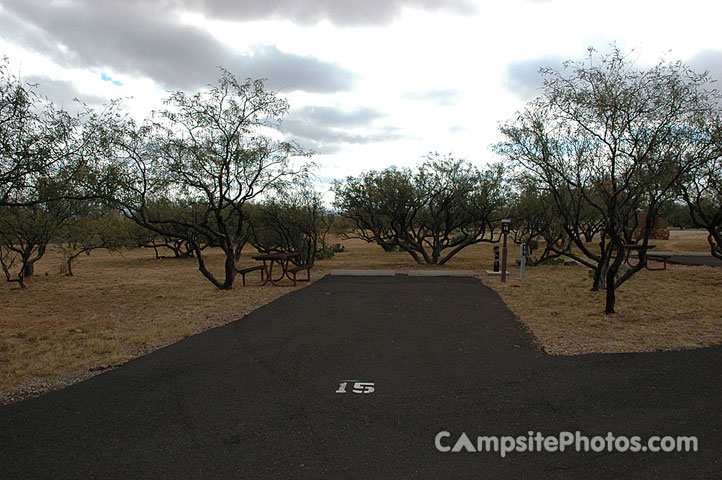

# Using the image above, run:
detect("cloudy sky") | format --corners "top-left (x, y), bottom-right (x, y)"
top-left (2, 0), bottom-right (722, 193)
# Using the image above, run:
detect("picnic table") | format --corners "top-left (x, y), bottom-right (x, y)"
top-left (250, 252), bottom-right (313, 286)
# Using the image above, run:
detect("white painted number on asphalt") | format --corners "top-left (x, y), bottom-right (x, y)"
top-left (336, 380), bottom-right (375, 394)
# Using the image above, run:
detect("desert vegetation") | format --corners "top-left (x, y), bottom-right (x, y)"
top-left (1, 48), bottom-right (721, 403)
top-left (333, 153), bottom-right (504, 265)
top-left (2, 234), bottom-right (720, 405)
top-left (0, 60), bottom-right (336, 291)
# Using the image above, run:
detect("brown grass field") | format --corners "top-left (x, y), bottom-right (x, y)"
top-left (1, 231), bottom-right (720, 404)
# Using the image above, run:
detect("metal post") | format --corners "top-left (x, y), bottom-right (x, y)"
top-left (501, 219), bottom-right (511, 283)
top-left (520, 243), bottom-right (526, 280)
top-left (501, 233), bottom-right (508, 282)
top-left (493, 246), bottom-right (500, 272)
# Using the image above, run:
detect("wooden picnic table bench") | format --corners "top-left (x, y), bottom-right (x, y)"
top-left (251, 252), bottom-right (312, 286)
top-left (237, 264), bottom-right (265, 286)
top-left (645, 252), bottom-right (674, 271)
top-left (287, 263), bottom-right (313, 286)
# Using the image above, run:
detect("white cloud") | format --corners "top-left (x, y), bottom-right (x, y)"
top-left (2, 0), bottom-right (722, 183)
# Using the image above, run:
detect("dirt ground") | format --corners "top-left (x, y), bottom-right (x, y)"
top-left (1, 231), bottom-right (720, 404)
top-left (4, 274), bottom-right (721, 479)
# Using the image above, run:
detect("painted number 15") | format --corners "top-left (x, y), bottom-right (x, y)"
top-left (336, 380), bottom-right (375, 394)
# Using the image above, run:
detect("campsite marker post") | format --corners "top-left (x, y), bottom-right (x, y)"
top-left (501, 219), bottom-right (511, 283)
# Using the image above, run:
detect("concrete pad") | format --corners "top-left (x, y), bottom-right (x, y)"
top-left (407, 270), bottom-right (476, 277)
top-left (649, 250), bottom-right (676, 256)
top-left (331, 269), bottom-right (396, 276)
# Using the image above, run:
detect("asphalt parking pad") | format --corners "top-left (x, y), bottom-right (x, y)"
top-left (668, 255), bottom-right (722, 266)
top-left (1, 275), bottom-right (721, 478)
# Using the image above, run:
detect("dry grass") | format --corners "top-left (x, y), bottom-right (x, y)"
top-left (0, 247), bottom-right (297, 403)
top-left (491, 264), bottom-right (722, 355)
top-left (661, 230), bottom-right (713, 253)
top-left (1, 234), bottom-right (720, 404)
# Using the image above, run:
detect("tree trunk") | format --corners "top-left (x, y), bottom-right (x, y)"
top-left (604, 277), bottom-right (616, 314)
top-left (169, 241), bottom-right (182, 258)
top-left (592, 237), bottom-right (606, 290)
top-left (397, 244), bottom-right (425, 264)
top-left (708, 230), bottom-right (722, 261)
top-left (193, 244), bottom-right (225, 289)
top-left (221, 250), bottom-right (236, 290)
top-left (22, 244), bottom-right (45, 277)
top-left (181, 242), bottom-right (195, 258)
top-left (22, 262), bottom-right (34, 277)
top-left (0, 255), bottom-right (26, 289)
top-left (604, 245), bottom-right (625, 314)
top-left (592, 257), bottom-right (609, 290)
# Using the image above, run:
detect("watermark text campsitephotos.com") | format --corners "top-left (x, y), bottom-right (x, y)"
top-left (435, 431), bottom-right (698, 457)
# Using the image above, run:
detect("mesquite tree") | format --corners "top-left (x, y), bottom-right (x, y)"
top-left (680, 150), bottom-right (722, 260)
top-left (0, 193), bottom-right (75, 286)
top-left (1, 57), bottom-right (122, 287)
top-left (334, 154), bottom-right (504, 265)
top-left (249, 187), bottom-right (334, 265)
top-left (0, 56), bottom-right (45, 207)
top-left (111, 71), bottom-right (309, 289)
top-left (58, 208), bottom-right (129, 276)
top-left (507, 180), bottom-right (575, 266)
top-left (496, 46), bottom-right (721, 314)
top-left (125, 200), bottom-right (212, 259)
top-left (1, 57), bottom-right (120, 207)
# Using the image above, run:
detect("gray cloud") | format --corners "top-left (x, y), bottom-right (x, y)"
top-left (0, 0), bottom-right (358, 92)
top-left (688, 49), bottom-right (722, 85)
top-left (403, 89), bottom-right (462, 106)
top-left (24, 75), bottom-right (109, 111)
top-left (179, 0), bottom-right (478, 26)
top-left (241, 45), bottom-right (358, 93)
top-left (504, 51), bottom-right (722, 103)
top-left (292, 105), bottom-right (387, 127)
top-left (282, 105), bottom-right (401, 153)
top-left (503, 56), bottom-right (564, 101)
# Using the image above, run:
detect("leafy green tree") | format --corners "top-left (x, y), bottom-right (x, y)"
top-left (0, 192), bottom-right (75, 287)
top-left (1, 57), bottom-right (122, 287)
top-left (125, 200), bottom-right (212, 259)
top-left (496, 46), bottom-right (720, 314)
top-left (0, 56), bottom-right (38, 206)
top-left (334, 154), bottom-right (504, 264)
top-left (659, 201), bottom-right (694, 229)
top-left (680, 152), bottom-right (722, 259)
top-left (58, 208), bottom-right (129, 276)
top-left (249, 187), bottom-right (334, 265)
top-left (1, 57), bottom-right (120, 207)
top-left (507, 180), bottom-right (573, 266)
top-left (111, 71), bottom-right (309, 289)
